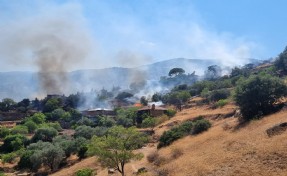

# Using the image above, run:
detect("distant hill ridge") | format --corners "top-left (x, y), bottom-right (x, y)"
top-left (0, 58), bottom-right (238, 100)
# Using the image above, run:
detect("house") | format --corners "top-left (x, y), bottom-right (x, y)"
top-left (81, 108), bottom-right (116, 117)
top-left (137, 104), bottom-right (167, 117)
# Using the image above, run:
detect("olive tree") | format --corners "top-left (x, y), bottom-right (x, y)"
top-left (88, 126), bottom-right (148, 176)
top-left (28, 141), bottom-right (65, 171)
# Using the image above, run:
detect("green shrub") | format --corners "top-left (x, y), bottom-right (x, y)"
top-left (18, 150), bottom-right (34, 169)
top-left (31, 127), bottom-right (58, 142)
top-left (235, 74), bottom-right (287, 120)
top-left (0, 172), bottom-right (5, 176)
top-left (11, 125), bottom-right (29, 135)
top-left (1, 152), bottom-right (17, 164)
top-left (207, 89), bottom-right (230, 102)
top-left (192, 119), bottom-right (211, 135)
top-left (0, 127), bottom-right (10, 139)
top-left (74, 137), bottom-right (88, 158)
top-left (141, 117), bottom-right (156, 128)
top-left (47, 122), bottom-right (63, 132)
top-left (75, 168), bottom-right (95, 176)
top-left (29, 112), bottom-right (46, 124)
top-left (165, 109), bottom-right (176, 117)
top-left (24, 120), bottom-right (38, 133)
top-left (74, 126), bottom-right (107, 139)
top-left (53, 135), bottom-right (76, 157)
top-left (98, 116), bottom-right (116, 127)
top-left (158, 119), bottom-right (211, 148)
top-left (116, 116), bottom-right (133, 128)
top-left (1, 134), bottom-right (28, 152)
top-left (158, 121), bottom-right (193, 148)
top-left (214, 99), bottom-right (229, 108)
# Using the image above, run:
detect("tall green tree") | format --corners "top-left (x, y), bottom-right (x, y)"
top-left (168, 68), bottom-right (185, 77)
top-left (88, 126), bottom-right (147, 176)
top-left (43, 98), bottom-right (62, 113)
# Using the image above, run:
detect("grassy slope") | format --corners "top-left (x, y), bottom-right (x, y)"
top-left (52, 101), bottom-right (287, 176)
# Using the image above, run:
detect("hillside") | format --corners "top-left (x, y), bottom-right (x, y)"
top-left (0, 58), bottom-right (220, 101)
top-left (51, 99), bottom-right (287, 176)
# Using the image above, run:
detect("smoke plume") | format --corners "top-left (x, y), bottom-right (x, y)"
top-left (0, 3), bottom-right (92, 94)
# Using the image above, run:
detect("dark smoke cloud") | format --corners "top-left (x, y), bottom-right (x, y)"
top-left (0, 3), bottom-right (92, 95)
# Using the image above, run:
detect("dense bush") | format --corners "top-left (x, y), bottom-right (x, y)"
top-left (214, 99), bottom-right (229, 108)
top-left (165, 109), bottom-right (176, 117)
top-left (116, 107), bottom-right (138, 126)
top-left (0, 127), bottom-right (10, 139)
top-left (75, 168), bottom-right (95, 176)
top-left (10, 125), bottom-right (29, 135)
top-left (74, 137), bottom-right (89, 159)
top-left (1, 152), bottom-right (17, 164)
top-left (31, 127), bottom-right (58, 142)
top-left (32, 144), bottom-right (65, 171)
top-left (46, 122), bottom-right (63, 132)
top-left (1, 134), bottom-right (28, 152)
top-left (27, 141), bottom-right (65, 171)
top-left (29, 113), bottom-right (46, 124)
top-left (74, 125), bottom-right (107, 139)
top-left (158, 118), bottom-right (211, 148)
top-left (23, 120), bottom-right (38, 133)
top-left (192, 119), bottom-right (211, 134)
top-left (141, 117), bottom-right (156, 128)
top-left (98, 116), bottom-right (116, 127)
top-left (158, 121), bottom-right (193, 148)
top-left (53, 135), bottom-right (76, 157)
top-left (76, 117), bottom-right (95, 127)
top-left (207, 89), bottom-right (230, 102)
top-left (162, 91), bottom-right (191, 105)
top-left (235, 74), bottom-right (287, 120)
top-left (18, 150), bottom-right (34, 169)
top-left (116, 116), bottom-right (133, 127)
top-left (48, 108), bottom-right (71, 121)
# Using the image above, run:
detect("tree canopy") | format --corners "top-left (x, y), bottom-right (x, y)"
top-left (204, 65), bottom-right (222, 80)
top-left (88, 126), bottom-right (148, 176)
top-left (235, 74), bottom-right (287, 120)
top-left (168, 68), bottom-right (185, 77)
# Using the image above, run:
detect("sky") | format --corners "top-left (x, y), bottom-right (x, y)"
top-left (0, 0), bottom-right (287, 71)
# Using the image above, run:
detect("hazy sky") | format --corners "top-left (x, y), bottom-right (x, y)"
top-left (0, 0), bottom-right (287, 71)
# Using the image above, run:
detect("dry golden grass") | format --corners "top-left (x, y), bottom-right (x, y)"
top-left (152, 108), bottom-right (287, 176)
top-left (50, 156), bottom-right (100, 176)
top-left (52, 100), bottom-right (287, 176)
